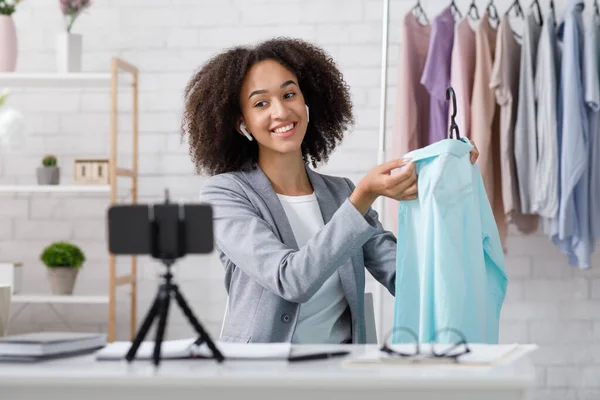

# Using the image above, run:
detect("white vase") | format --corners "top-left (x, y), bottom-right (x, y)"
top-left (56, 32), bottom-right (82, 73)
top-left (0, 15), bottom-right (17, 72)
top-left (0, 262), bottom-right (20, 294)
top-left (0, 107), bottom-right (25, 149)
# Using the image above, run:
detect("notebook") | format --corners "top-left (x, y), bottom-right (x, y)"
top-left (0, 331), bottom-right (107, 360)
top-left (95, 338), bottom-right (292, 361)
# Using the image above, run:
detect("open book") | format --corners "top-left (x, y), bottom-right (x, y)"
top-left (95, 338), bottom-right (291, 361)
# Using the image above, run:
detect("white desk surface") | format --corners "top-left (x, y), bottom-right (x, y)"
top-left (0, 344), bottom-right (536, 400)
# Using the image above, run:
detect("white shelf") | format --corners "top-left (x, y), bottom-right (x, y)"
top-left (0, 185), bottom-right (110, 193)
top-left (11, 295), bottom-right (109, 304)
top-left (0, 72), bottom-right (132, 89)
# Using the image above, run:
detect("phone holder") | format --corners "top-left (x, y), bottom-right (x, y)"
top-left (123, 189), bottom-right (225, 366)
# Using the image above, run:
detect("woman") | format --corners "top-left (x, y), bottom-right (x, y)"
top-left (182, 38), bottom-right (479, 344)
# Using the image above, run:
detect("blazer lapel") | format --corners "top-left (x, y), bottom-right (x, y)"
top-left (242, 165), bottom-right (299, 250)
top-left (305, 166), bottom-right (358, 312)
top-left (304, 166), bottom-right (336, 224)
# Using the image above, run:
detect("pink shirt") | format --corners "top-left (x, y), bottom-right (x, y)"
top-left (471, 14), bottom-right (507, 250)
top-left (387, 13), bottom-right (431, 231)
top-left (392, 13), bottom-right (431, 158)
top-left (449, 17), bottom-right (476, 139)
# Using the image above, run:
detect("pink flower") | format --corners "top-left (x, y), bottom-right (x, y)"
top-left (59, 0), bottom-right (92, 32)
top-left (59, 0), bottom-right (91, 16)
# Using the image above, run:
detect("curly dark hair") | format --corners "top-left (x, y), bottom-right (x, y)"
top-left (181, 37), bottom-right (355, 176)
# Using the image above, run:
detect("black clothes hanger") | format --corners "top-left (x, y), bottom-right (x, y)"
top-left (506, 0), bottom-right (525, 19)
top-left (486, 0), bottom-right (500, 24)
top-left (446, 87), bottom-right (461, 140)
top-left (529, 0), bottom-right (543, 24)
top-left (468, 0), bottom-right (480, 20)
top-left (506, 0), bottom-right (525, 40)
top-left (550, 0), bottom-right (556, 22)
top-left (412, 0), bottom-right (429, 24)
top-left (450, 0), bottom-right (462, 20)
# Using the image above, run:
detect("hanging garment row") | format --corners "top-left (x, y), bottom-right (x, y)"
top-left (390, 0), bottom-right (600, 269)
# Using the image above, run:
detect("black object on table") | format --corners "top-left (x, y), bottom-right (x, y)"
top-left (288, 351), bottom-right (350, 362)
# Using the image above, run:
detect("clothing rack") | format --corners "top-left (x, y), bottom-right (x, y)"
top-left (374, 0), bottom-right (391, 344)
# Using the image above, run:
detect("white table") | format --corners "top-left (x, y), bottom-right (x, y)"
top-left (0, 344), bottom-right (536, 400)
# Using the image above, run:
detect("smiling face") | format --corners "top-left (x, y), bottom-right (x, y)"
top-left (238, 59), bottom-right (308, 162)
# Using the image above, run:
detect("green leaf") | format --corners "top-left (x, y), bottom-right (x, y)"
top-left (40, 241), bottom-right (86, 269)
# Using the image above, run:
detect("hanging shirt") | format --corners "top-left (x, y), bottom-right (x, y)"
top-left (449, 17), bottom-right (476, 139)
top-left (532, 11), bottom-right (560, 224)
top-left (393, 138), bottom-right (507, 345)
top-left (392, 12), bottom-right (431, 161)
top-left (421, 7), bottom-right (455, 145)
top-left (490, 15), bottom-right (538, 234)
top-left (387, 12), bottom-right (431, 234)
top-left (583, 14), bottom-right (600, 240)
top-left (553, 0), bottom-right (592, 269)
top-left (471, 13), bottom-right (506, 250)
top-left (276, 193), bottom-right (352, 344)
top-left (514, 12), bottom-right (542, 216)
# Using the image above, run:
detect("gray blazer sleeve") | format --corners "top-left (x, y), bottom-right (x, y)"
top-left (201, 175), bottom-right (380, 303)
top-left (343, 178), bottom-right (397, 296)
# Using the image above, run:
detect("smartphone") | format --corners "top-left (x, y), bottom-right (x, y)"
top-left (107, 203), bottom-right (213, 256)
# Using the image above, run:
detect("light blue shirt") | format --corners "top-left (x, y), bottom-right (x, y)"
top-left (553, 0), bottom-right (593, 269)
top-left (393, 138), bottom-right (507, 345)
top-left (584, 14), bottom-right (600, 240)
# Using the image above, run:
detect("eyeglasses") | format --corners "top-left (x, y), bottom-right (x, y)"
top-left (380, 327), bottom-right (471, 363)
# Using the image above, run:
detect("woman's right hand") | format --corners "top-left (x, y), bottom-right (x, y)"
top-left (350, 159), bottom-right (418, 215)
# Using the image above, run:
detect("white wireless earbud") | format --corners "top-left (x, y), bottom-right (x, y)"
top-left (305, 104), bottom-right (310, 123)
top-left (240, 123), bottom-right (253, 141)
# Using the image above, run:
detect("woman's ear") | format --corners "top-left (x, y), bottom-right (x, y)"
top-left (237, 120), bottom-right (253, 141)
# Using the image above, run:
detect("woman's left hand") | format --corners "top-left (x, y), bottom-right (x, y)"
top-left (469, 138), bottom-right (479, 164)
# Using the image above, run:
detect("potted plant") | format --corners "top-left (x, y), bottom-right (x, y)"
top-left (57, 0), bottom-right (92, 73)
top-left (37, 154), bottom-right (60, 185)
top-left (40, 241), bottom-right (85, 295)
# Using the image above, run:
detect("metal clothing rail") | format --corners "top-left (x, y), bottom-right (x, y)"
top-left (374, 0), bottom-right (391, 344)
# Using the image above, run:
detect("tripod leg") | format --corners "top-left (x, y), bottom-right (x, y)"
top-left (126, 292), bottom-right (160, 362)
top-left (172, 285), bottom-right (225, 362)
top-left (153, 285), bottom-right (171, 366)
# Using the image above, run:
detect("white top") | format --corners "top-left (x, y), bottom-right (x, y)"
top-left (514, 12), bottom-right (542, 215)
top-left (276, 192), bottom-right (351, 344)
top-left (532, 11), bottom-right (560, 220)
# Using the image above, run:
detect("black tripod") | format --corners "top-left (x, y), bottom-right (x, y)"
top-left (125, 192), bottom-right (225, 366)
top-left (125, 259), bottom-right (225, 366)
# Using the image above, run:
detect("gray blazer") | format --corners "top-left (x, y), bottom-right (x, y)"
top-left (200, 163), bottom-right (397, 343)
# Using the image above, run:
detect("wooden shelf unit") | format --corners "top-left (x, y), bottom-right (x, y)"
top-left (0, 185), bottom-right (110, 193)
top-left (0, 57), bottom-right (139, 343)
top-left (11, 295), bottom-right (109, 304)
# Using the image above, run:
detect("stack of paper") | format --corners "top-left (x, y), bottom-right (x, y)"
top-left (0, 332), bottom-right (107, 362)
top-left (95, 338), bottom-right (292, 361)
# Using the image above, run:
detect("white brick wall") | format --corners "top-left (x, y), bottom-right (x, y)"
top-left (1, 0), bottom-right (597, 398)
